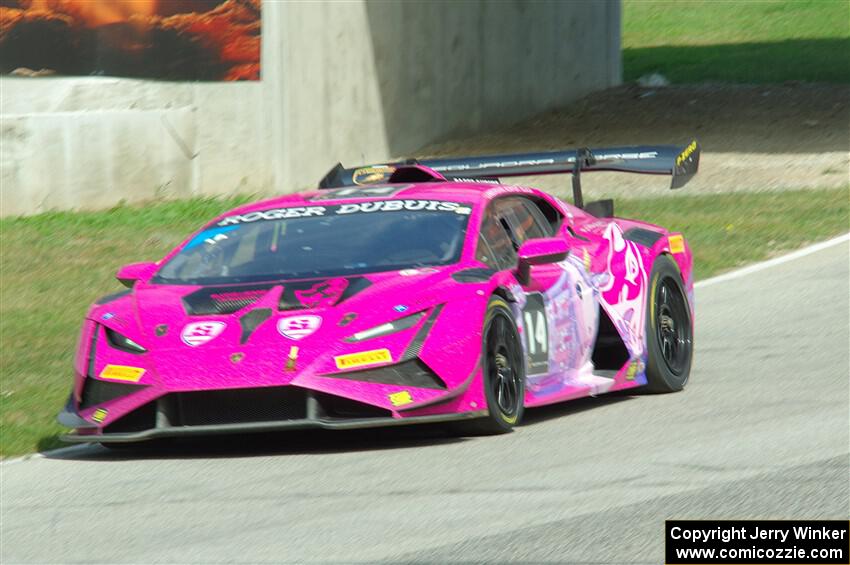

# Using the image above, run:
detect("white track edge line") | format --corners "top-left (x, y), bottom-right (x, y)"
top-left (3, 233), bottom-right (848, 465)
top-left (694, 232), bottom-right (849, 289)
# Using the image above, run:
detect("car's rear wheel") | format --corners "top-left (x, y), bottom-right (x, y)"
top-left (462, 296), bottom-right (525, 434)
top-left (643, 255), bottom-right (693, 392)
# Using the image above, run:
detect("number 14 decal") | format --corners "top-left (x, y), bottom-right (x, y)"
top-left (522, 293), bottom-right (549, 375)
top-left (524, 311), bottom-right (547, 354)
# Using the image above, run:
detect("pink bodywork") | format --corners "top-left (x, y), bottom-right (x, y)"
top-left (69, 181), bottom-right (694, 433)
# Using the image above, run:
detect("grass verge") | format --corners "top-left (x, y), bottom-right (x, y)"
top-left (623, 0), bottom-right (850, 83)
top-left (616, 188), bottom-right (849, 281)
top-left (1, 188), bottom-right (848, 457)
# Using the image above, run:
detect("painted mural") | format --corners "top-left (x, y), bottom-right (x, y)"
top-left (0, 0), bottom-right (260, 80)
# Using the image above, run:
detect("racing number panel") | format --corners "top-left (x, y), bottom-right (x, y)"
top-left (485, 196), bottom-right (560, 377)
top-left (522, 293), bottom-right (549, 375)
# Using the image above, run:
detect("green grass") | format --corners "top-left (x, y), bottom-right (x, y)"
top-left (623, 0), bottom-right (850, 83)
top-left (616, 189), bottom-right (849, 280)
top-left (1, 188), bottom-right (848, 456)
top-left (0, 196), bottom-right (253, 457)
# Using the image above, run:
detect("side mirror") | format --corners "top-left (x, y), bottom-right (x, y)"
top-left (516, 237), bottom-right (569, 285)
top-left (116, 262), bottom-right (158, 288)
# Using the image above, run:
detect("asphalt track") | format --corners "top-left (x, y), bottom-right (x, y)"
top-left (2, 238), bottom-right (848, 564)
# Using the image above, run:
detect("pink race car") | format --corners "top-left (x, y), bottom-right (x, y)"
top-left (59, 142), bottom-right (699, 444)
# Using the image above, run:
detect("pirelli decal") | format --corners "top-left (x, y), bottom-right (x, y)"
top-left (98, 364), bottom-right (146, 383)
top-left (334, 349), bottom-right (392, 370)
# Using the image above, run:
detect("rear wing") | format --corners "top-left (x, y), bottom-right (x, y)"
top-left (318, 141), bottom-right (700, 209)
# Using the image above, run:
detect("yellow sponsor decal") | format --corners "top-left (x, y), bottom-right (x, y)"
top-left (676, 141), bottom-right (698, 166)
top-left (285, 346), bottom-right (299, 372)
top-left (388, 390), bottom-right (413, 406)
top-left (91, 408), bottom-right (108, 423)
top-left (334, 348), bottom-right (392, 370)
top-left (98, 364), bottom-right (145, 382)
top-left (352, 165), bottom-right (396, 185)
top-left (668, 234), bottom-right (685, 254)
top-left (625, 359), bottom-right (644, 381)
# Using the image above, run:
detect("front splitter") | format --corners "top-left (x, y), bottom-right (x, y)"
top-left (61, 410), bottom-right (488, 443)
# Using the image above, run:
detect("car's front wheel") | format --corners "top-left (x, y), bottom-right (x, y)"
top-left (463, 296), bottom-right (525, 434)
top-left (643, 255), bottom-right (693, 392)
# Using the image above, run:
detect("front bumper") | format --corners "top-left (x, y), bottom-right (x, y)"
top-left (59, 386), bottom-right (485, 444)
top-left (60, 410), bottom-right (486, 443)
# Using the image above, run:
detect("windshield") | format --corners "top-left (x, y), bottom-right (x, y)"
top-left (153, 201), bottom-right (472, 285)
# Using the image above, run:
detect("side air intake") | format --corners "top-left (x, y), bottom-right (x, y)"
top-left (591, 306), bottom-right (630, 371)
top-left (80, 378), bottom-right (147, 410)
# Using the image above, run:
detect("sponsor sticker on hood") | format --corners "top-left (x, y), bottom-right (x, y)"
top-left (181, 321), bottom-right (227, 347)
top-left (277, 315), bottom-right (322, 340)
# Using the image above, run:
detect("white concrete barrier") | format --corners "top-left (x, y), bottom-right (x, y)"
top-left (0, 1), bottom-right (620, 217)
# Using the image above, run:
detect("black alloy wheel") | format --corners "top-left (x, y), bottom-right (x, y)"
top-left (644, 255), bottom-right (693, 392)
top-left (463, 296), bottom-right (525, 434)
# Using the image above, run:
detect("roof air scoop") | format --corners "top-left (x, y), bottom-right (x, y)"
top-left (387, 165), bottom-right (446, 184)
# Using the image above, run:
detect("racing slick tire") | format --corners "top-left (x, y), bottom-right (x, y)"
top-left (460, 296), bottom-right (526, 435)
top-left (643, 254), bottom-right (693, 393)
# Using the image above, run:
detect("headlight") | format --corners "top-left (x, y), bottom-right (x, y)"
top-left (104, 327), bottom-right (147, 354)
top-left (344, 311), bottom-right (427, 343)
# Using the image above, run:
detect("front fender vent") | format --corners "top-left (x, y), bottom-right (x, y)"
top-left (325, 359), bottom-right (446, 390)
top-left (624, 227), bottom-right (663, 248)
top-left (452, 268), bottom-right (496, 283)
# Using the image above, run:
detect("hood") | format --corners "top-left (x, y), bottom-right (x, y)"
top-left (90, 266), bottom-right (463, 354)
top-left (81, 265), bottom-right (483, 409)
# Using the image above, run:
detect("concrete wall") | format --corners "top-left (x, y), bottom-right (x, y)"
top-left (0, 0), bottom-right (620, 217)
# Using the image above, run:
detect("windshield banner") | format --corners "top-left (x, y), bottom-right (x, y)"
top-left (217, 200), bottom-right (473, 226)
